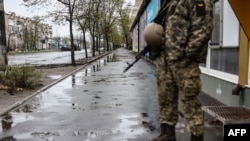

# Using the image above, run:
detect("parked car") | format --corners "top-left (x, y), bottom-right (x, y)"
top-left (60, 45), bottom-right (81, 51)
top-left (60, 46), bottom-right (71, 51)
top-left (74, 44), bottom-right (81, 51)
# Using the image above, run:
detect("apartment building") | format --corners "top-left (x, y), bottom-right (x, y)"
top-left (5, 12), bottom-right (52, 51)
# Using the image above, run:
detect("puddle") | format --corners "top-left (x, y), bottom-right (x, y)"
top-left (47, 75), bottom-right (62, 79)
top-left (1, 114), bottom-right (13, 132)
top-left (31, 131), bottom-right (60, 138)
top-left (83, 113), bottom-right (149, 139)
top-left (0, 136), bottom-right (17, 141)
top-left (114, 113), bottom-right (146, 135)
top-left (0, 112), bottom-right (34, 134)
top-left (85, 130), bottom-right (112, 138)
top-left (1, 132), bottom-right (60, 141)
top-left (84, 54), bottom-right (114, 76)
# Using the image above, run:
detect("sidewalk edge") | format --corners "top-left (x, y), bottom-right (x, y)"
top-left (0, 52), bottom-right (112, 116)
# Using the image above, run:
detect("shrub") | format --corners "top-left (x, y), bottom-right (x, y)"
top-left (0, 65), bottom-right (42, 94)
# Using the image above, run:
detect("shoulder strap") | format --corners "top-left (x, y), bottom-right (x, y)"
top-left (158, 0), bottom-right (171, 15)
top-left (153, 0), bottom-right (171, 24)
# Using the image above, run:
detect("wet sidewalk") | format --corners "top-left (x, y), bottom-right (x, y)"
top-left (0, 48), bottom-right (223, 141)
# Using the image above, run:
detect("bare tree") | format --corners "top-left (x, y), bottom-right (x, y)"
top-left (30, 16), bottom-right (43, 50)
top-left (6, 25), bottom-right (16, 52)
top-left (23, 0), bottom-right (78, 65)
top-left (57, 0), bottom-right (77, 65)
top-left (75, 0), bottom-right (89, 58)
top-left (22, 0), bottom-right (131, 61)
top-left (76, 0), bottom-right (125, 54)
top-left (84, 0), bottom-right (99, 57)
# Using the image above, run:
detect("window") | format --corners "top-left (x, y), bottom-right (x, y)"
top-left (201, 0), bottom-right (239, 82)
top-left (8, 19), bottom-right (15, 26)
top-left (210, 0), bottom-right (221, 46)
top-left (210, 48), bottom-right (238, 75)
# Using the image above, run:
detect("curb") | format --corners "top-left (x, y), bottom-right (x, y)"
top-left (0, 52), bottom-right (112, 116)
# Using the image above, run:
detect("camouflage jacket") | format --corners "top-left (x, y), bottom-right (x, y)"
top-left (164, 0), bottom-right (213, 63)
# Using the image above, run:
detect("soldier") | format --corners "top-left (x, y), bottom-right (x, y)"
top-left (148, 0), bottom-right (214, 141)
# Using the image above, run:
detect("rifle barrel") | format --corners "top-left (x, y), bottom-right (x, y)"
top-left (123, 45), bottom-right (151, 73)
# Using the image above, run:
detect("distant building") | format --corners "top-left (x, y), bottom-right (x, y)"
top-left (126, 0), bottom-right (143, 50)
top-left (130, 0), bottom-right (143, 26)
top-left (4, 12), bottom-right (52, 51)
top-left (130, 0), bottom-right (158, 53)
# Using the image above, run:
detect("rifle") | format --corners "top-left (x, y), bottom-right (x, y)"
top-left (123, 45), bottom-right (151, 73)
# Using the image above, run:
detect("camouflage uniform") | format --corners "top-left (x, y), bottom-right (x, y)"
top-left (156, 0), bottom-right (213, 137)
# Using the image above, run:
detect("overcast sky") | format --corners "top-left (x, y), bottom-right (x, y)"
top-left (4, 0), bottom-right (135, 37)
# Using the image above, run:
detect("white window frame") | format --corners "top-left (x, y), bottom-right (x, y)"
top-left (200, 0), bottom-right (239, 84)
top-left (200, 49), bottom-right (238, 84)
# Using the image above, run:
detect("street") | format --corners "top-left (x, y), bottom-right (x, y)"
top-left (8, 50), bottom-right (91, 66)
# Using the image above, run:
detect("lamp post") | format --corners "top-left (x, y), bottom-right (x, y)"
top-left (0, 0), bottom-right (7, 65)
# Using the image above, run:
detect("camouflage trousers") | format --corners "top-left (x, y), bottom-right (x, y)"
top-left (156, 55), bottom-right (204, 136)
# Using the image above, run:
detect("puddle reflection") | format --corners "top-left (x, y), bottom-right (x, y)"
top-left (106, 55), bottom-right (114, 63)
top-left (0, 111), bottom-right (35, 134)
top-left (115, 113), bottom-right (145, 135)
top-left (0, 136), bottom-right (16, 141)
top-left (1, 114), bottom-right (13, 131)
top-left (84, 54), bottom-right (114, 76)
top-left (92, 61), bottom-right (101, 72)
top-left (47, 75), bottom-right (62, 79)
top-left (72, 74), bottom-right (75, 87)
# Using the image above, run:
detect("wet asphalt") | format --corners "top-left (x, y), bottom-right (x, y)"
top-left (8, 50), bottom-right (89, 66)
top-left (0, 48), bottom-right (223, 141)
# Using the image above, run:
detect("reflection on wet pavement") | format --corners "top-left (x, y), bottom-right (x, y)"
top-left (1, 114), bottom-right (13, 132)
top-left (116, 114), bottom-right (146, 135)
top-left (47, 75), bottom-right (62, 80)
top-left (0, 52), bottom-right (159, 141)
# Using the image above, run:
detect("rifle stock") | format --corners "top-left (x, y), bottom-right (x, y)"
top-left (123, 45), bottom-right (151, 73)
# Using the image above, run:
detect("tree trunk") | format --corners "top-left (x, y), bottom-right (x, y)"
top-left (105, 36), bottom-right (109, 51)
top-left (0, 1), bottom-right (8, 65)
top-left (91, 22), bottom-right (96, 57)
top-left (83, 31), bottom-right (88, 59)
top-left (7, 33), bottom-right (11, 53)
top-left (69, 2), bottom-right (75, 66)
top-left (69, 19), bottom-right (75, 65)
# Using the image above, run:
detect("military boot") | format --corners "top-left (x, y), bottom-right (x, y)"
top-left (190, 133), bottom-right (203, 141)
top-left (151, 123), bottom-right (176, 141)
